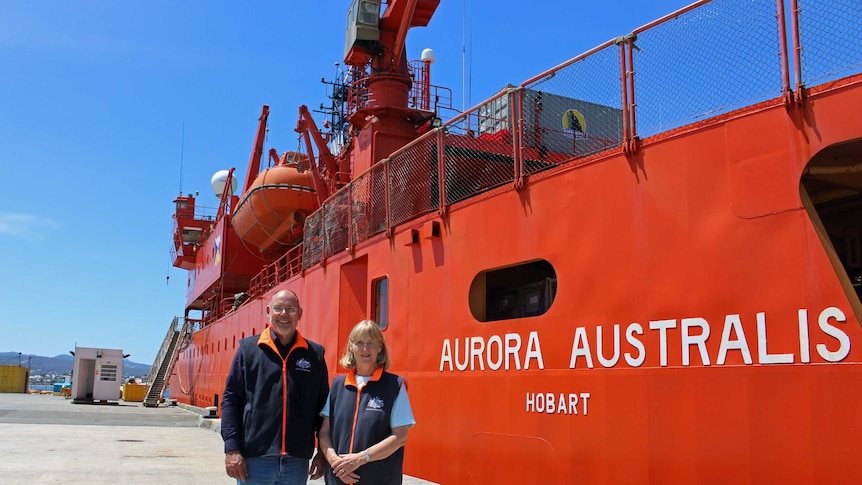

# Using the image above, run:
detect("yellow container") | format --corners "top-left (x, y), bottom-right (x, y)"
top-left (121, 383), bottom-right (147, 402)
top-left (0, 366), bottom-right (28, 393)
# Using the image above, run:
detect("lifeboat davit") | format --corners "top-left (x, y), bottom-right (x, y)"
top-left (231, 161), bottom-right (318, 251)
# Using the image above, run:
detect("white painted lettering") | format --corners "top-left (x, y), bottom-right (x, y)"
top-left (524, 331), bottom-right (545, 370)
top-left (525, 392), bottom-right (589, 416)
top-left (470, 337), bottom-right (485, 371)
top-left (569, 327), bottom-right (594, 369)
top-left (717, 314), bottom-right (752, 365)
top-left (505, 333), bottom-right (522, 370)
top-left (569, 393), bottom-right (578, 415)
top-left (597, 324), bottom-right (621, 368)
top-left (625, 323), bottom-right (645, 367)
top-left (439, 339), bottom-right (453, 371)
top-left (798, 309), bottom-right (810, 363)
top-left (443, 306), bottom-right (853, 375)
top-left (649, 319), bottom-right (677, 367)
top-left (757, 312), bottom-right (793, 364)
top-left (817, 307), bottom-right (850, 362)
top-left (487, 335), bottom-right (503, 370)
top-left (580, 392), bottom-right (590, 415)
top-left (455, 338), bottom-right (469, 371)
top-left (681, 317), bottom-right (711, 366)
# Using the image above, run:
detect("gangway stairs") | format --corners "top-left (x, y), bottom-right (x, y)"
top-left (143, 317), bottom-right (190, 407)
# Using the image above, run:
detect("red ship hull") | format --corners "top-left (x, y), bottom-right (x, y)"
top-left (167, 0), bottom-right (862, 482)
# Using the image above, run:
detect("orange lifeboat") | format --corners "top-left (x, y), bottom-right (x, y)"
top-left (231, 160), bottom-right (318, 251)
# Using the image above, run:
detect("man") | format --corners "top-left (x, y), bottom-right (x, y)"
top-left (221, 289), bottom-right (329, 484)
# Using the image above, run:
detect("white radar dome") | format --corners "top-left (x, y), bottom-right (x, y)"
top-left (211, 170), bottom-right (239, 197)
top-left (421, 48), bottom-right (435, 63)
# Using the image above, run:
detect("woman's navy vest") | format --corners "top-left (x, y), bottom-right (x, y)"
top-left (326, 371), bottom-right (405, 485)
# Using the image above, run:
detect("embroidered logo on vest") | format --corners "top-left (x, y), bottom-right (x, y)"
top-left (366, 396), bottom-right (385, 412)
top-left (296, 358), bottom-right (312, 372)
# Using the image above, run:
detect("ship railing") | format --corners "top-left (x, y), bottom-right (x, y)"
top-left (202, 292), bottom-right (223, 323)
top-left (407, 59), bottom-right (455, 115)
top-left (344, 67), bottom-right (369, 121)
top-left (214, 296), bottom-right (243, 317)
top-left (174, 200), bottom-right (218, 222)
top-left (187, 205), bottom-right (218, 222)
top-left (297, 0), bottom-right (861, 268)
top-left (219, 296), bottom-right (237, 317)
top-left (793, 0), bottom-right (862, 88)
top-left (520, 0), bottom-right (860, 145)
top-left (247, 244), bottom-right (304, 299)
top-left (184, 318), bottom-right (205, 334)
top-left (343, 63), bottom-right (456, 123)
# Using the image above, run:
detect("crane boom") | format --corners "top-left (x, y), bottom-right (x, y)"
top-left (240, 105), bottom-right (270, 195)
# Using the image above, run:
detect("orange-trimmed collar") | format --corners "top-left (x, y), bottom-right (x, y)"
top-left (257, 326), bottom-right (308, 359)
top-left (344, 366), bottom-right (383, 388)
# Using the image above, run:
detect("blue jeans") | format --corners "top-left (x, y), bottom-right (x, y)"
top-left (241, 455), bottom-right (309, 485)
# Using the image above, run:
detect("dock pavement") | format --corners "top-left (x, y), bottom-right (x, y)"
top-left (0, 392), bottom-right (437, 485)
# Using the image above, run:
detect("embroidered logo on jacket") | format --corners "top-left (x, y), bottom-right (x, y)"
top-left (366, 397), bottom-right (385, 412)
top-left (295, 358), bottom-right (312, 372)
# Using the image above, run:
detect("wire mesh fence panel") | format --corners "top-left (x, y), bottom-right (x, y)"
top-left (323, 190), bottom-right (350, 258)
top-left (350, 171), bottom-right (372, 246)
top-left (633, 0), bottom-right (782, 138)
top-left (442, 99), bottom-right (516, 205)
top-left (369, 163), bottom-right (388, 236)
top-left (389, 137), bottom-right (438, 227)
top-left (521, 44), bottom-right (624, 174)
top-left (302, 209), bottom-right (324, 270)
top-left (797, 0), bottom-right (862, 86)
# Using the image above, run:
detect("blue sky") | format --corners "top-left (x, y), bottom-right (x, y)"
top-left (0, 0), bottom-right (691, 364)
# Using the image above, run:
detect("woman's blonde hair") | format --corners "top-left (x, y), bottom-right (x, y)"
top-left (339, 319), bottom-right (390, 370)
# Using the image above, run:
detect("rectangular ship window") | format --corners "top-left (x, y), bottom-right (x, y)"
top-left (372, 276), bottom-right (389, 329)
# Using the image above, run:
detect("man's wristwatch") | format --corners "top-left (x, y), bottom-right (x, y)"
top-left (364, 451), bottom-right (372, 462)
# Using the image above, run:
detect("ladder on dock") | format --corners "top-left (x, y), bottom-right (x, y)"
top-left (143, 317), bottom-right (190, 407)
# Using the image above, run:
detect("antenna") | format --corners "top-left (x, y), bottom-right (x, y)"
top-left (461, 0), bottom-right (466, 111)
top-left (468, 20), bottom-right (473, 110)
top-left (178, 123), bottom-right (185, 195)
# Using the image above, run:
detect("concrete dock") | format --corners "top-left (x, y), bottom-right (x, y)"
top-left (0, 393), bottom-right (436, 485)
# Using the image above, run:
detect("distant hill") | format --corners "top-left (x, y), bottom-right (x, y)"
top-left (0, 352), bottom-right (151, 378)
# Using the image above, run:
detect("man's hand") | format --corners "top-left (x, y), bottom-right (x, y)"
top-left (309, 451), bottom-right (327, 480)
top-left (225, 450), bottom-right (248, 481)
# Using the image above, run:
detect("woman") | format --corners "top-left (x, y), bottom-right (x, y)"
top-left (319, 320), bottom-right (415, 485)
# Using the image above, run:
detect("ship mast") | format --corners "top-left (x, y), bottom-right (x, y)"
top-left (334, 0), bottom-right (441, 176)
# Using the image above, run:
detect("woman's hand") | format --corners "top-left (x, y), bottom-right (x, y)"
top-left (331, 452), bottom-right (364, 482)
